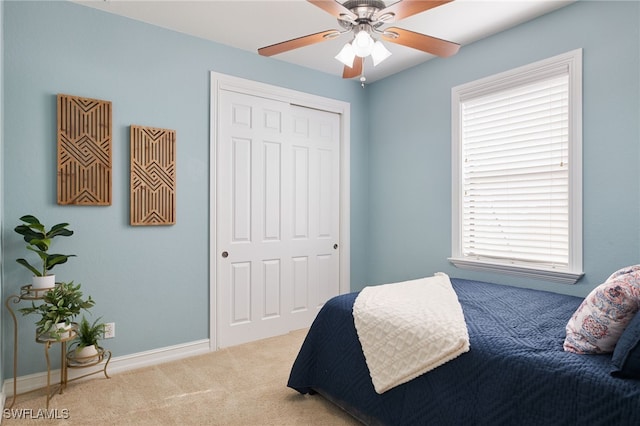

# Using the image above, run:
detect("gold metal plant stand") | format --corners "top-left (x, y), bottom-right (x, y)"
top-left (5, 284), bottom-right (111, 409)
top-left (66, 346), bottom-right (112, 381)
top-left (35, 326), bottom-right (77, 409)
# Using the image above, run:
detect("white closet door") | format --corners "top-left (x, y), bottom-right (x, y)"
top-left (216, 90), bottom-right (340, 348)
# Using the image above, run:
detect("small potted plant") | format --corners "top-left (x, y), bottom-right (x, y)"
top-left (70, 316), bottom-right (105, 363)
top-left (14, 214), bottom-right (76, 290)
top-left (19, 281), bottom-right (95, 341)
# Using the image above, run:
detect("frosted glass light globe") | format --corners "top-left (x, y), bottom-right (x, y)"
top-left (352, 31), bottom-right (374, 57)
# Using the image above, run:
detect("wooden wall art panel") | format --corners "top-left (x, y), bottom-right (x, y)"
top-left (130, 125), bottom-right (176, 226)
top-left (57, 94), bottom-right (112, 205)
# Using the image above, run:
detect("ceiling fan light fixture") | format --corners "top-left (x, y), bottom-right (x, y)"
top-left (335, 43), bottom-right (356, 67)
top-left (371, 40), bottom-right (392, 66)
top-left (352, 30), bottom-right (375, 57)
top-left (258, 0), bottom-right (460, 80)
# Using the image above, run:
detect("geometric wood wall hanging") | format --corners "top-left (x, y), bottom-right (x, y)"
top-left (57, 94), bottom-right (112, 205)
top-left (130, 125), bottom-right (176, 225)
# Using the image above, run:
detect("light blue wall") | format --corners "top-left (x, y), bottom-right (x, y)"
top-left (2, 0), bottom-right (368, 377)
top-left (365, 0), bottom-right (640, 297)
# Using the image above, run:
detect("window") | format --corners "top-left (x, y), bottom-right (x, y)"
top-left (450, 49), bottom-right (583, 284)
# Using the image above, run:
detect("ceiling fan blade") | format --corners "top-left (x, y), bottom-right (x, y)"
top-left (343, 56), bottom-right (364, 79)
top-left (382, 27), bottom-right (460, 57)
top-left (307, 0), bottom-right (357, 20)
top-left (376, 0), bottom-right (453, 22)
top-left (258, 30), bottom-right (340, 57)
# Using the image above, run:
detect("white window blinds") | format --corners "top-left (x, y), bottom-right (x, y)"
top-left (461, 74), bottom-right (569, 267)
top-left (450, 49), bottom-right (583, 284)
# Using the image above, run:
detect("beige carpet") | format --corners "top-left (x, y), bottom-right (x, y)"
top-left (3, 329), bottom-right (361, 425)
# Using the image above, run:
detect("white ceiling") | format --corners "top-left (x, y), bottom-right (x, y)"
top-left (73, 0), bottom-right (575, 83)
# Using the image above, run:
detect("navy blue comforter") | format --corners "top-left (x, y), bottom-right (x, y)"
top-left (288, 278), bottom-right (640, 425)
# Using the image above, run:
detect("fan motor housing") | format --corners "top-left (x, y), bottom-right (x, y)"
top-left (343, 0), bottom-right (386, 20)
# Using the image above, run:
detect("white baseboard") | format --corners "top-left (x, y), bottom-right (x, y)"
top-left (2, 339), bottom-right (211, 397)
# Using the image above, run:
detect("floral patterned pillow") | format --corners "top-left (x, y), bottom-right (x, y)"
top-left (564, 267), bottom-right (640, 354)
top-left (606, 264), bottom-right (640, 282)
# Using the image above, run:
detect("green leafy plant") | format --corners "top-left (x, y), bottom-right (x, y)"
top-left (14, 214), bottom-right (75, 277)
top-left (19, 281), bottom-right (95, 340)
top-left (73, 316), bottom-right (105, 350)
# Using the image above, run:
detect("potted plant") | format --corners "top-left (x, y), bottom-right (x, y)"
top-left (14, 214), bottom-right (76, 289)
top-left (19, 281), bottom-right (95, 341)
top-left (70, 316), bottom-right (105, 363)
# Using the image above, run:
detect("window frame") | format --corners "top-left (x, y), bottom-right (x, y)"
top-left (450, 49), bottom-right (584, 284)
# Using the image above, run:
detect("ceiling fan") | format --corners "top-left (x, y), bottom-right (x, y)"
top-left (258, 0), bottom-right (460, 83)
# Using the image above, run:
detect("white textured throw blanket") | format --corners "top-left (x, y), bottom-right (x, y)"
top-left (353, 273), bottom-right (470, 394)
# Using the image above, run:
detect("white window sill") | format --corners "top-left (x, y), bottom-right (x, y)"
top-left (448, 257), bottom-right (584, 285)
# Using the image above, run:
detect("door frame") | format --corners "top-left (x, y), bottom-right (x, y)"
top-left (209, 72), bottom-right (351, 351)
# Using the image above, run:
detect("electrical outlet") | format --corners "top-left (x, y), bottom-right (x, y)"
top-left (104, 322), bottom-right (115, 339)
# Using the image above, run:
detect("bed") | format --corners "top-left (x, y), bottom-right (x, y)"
top-left (287, 277), bottom-right (640, 425)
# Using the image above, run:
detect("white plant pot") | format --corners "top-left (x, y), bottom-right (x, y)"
top-left (32, 275), bottom-right (55, 290)
top-left (52, 322), bottom-right (73, 340)
top-left (74, 345), bottom-right (99, 363)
